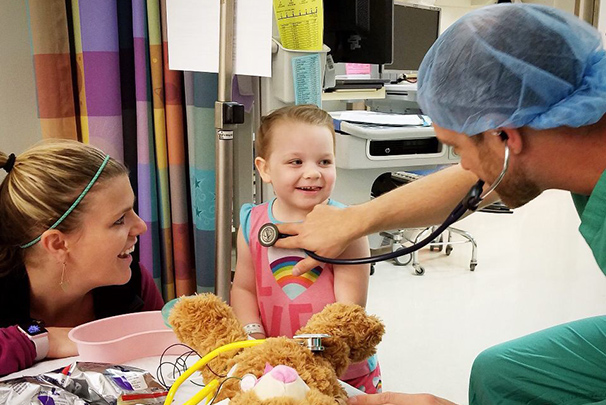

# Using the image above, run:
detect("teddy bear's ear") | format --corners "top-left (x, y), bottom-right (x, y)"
top-left (296, 303), bottom-right (385, 373)
top-left (168, 293), bottom-right (248, 354)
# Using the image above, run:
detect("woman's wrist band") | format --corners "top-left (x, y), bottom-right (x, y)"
top-left (243, 323), bottom-right (265, 336)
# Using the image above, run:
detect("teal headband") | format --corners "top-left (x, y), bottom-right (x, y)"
top-left (20, 155), bottom-right (111, 249)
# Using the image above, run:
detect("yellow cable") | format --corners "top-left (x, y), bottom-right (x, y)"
top-left (164, 339), bottom-right (266, 405)
top-left (182, 379), bottom-right (219, 405)
top-left (203, 379), bottom-right (220, 404)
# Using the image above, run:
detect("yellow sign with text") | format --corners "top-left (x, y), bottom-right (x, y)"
top-left (273, 0), bottom-right (323, 50)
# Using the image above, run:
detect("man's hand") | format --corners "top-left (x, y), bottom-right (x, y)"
top-left (47, 327), bottom-right (78, 359)
top-left (348, 392), bottom-right (458, 405)
top-left (275, 204), bottom-right (362, 276)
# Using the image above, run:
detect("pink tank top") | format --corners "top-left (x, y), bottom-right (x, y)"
top-left (240, 199), bottom-right (378, 381)
top-left (243, 200), bottom-right (337, 337)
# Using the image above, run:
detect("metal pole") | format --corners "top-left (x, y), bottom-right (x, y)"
top-left (215, 0), bottom-right (236, 302)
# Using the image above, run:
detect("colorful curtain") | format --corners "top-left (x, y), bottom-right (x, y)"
top-left (27, 0), bottom-right (219, 298)
top-left (184, 72), bottom-right (218, 293)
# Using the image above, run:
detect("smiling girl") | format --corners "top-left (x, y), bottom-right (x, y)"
top-left (230, 105), bottom-right (381, 393)
top-left (0, 140), bottom-right (163, 376)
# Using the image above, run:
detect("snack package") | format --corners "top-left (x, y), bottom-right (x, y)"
top-left (0, 376), bottom-right (87, 405)
top-left (0, 362), bottom-right (168, 405)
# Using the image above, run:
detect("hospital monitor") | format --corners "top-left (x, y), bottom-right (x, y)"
top-left (383, 2), bottom-right (440, 75)
top-left (323, 0), bottom-right (393, 65)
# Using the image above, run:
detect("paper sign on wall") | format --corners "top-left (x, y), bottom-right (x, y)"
top-left (292, 53), bottom-right (322, 107)
top-left (166, 0), bottom-right (273, 77)
top-left (273, 0), bottom-right (323, 50)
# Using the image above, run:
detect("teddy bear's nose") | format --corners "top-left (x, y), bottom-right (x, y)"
top-left (269, 365), bottom-right (299, 383)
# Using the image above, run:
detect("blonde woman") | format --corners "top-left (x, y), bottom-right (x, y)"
top-left (0, 140), bottom-right (163, 376)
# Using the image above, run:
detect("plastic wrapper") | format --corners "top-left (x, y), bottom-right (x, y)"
top-left (0, 376), bottom-right (87, 405)
top-left (0, 362), bottom-right (168, 405)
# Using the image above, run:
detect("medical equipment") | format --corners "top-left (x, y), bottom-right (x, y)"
top-left (324, 0), bottom-right (394, 65)
top-left (327, 110), bottom-right (460, 243)
top-left (367, 82), bottom-right (422, 115)
top-left (382, 2), bottom-right (440, 78)
top-left (293, 334), bottom-right (331, 351)
top-left (258, 141), bottom-right (509, 265)
top-left (164, 334), bottom-right (331, 405)
top-left (373, 171), bottom-right (478, 274)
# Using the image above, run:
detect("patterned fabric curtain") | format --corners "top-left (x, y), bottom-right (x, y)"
top-left (183, 72), bottom-right (218, 293)
top-left (27, 0), bottom-right (219, 298)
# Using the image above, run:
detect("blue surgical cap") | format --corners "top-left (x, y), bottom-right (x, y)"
top-left (417, 4), bottom-right (606, 135)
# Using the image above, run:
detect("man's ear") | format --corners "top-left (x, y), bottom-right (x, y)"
top-left (39, 230), bottom-right (69, 263)
top-left (255, 157), bottom-right (271, 183)
top-left (501, 128), bottom-right (523, 155)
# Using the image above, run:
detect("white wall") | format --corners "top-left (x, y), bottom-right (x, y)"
top-left (437, 1), bottom-right (479, 33)
top-left (433, 0), bottom-right (577, 33)
top-left (599, 0), bottom-right (606, 36)
top-left (0, 0), bottom-right (42, 173)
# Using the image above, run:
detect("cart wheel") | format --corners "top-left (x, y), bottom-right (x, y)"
top-left (414, 266), bottom-right (425, 276)
top-left (445, 245), bottom-right (453, 256)
top-left (393, 247), bottom-right (412, 266)
top-left (430, 244), bottom-right (444, 252)
top-left (470, 263), bottom-right (477, 272)
top-left (430, 235), bottom-right (444, 252)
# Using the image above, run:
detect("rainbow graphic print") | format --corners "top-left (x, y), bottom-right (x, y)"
top-left (268, 248), bottom-right (322, 300)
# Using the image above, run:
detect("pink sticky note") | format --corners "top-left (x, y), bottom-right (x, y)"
top-left (345, 63), bottom-right (372, 75)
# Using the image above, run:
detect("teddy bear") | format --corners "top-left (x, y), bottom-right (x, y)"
top-left (168, 293), bottom-right (385, 405)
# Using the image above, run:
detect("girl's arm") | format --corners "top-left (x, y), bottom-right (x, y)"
top-left (333, 236), bottom-right (371, 307)
top-left (230, 228), bottom-right (265, 338)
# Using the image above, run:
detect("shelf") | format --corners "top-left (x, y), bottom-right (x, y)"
top-left (322, 87), bottom-right (386, 101)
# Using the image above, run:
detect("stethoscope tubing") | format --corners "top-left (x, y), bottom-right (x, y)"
top-left (303, 201), bottom-right (469, 265)
top-left (259, 144), bottom-right (510, 266)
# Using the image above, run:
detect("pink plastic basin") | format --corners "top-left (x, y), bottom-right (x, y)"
top-left (68, 311), bottom-right (182, 364)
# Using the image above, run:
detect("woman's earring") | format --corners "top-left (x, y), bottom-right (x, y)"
top-left (60, 262), bottom-right (70, 292)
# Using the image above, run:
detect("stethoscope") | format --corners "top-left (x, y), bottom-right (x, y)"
top-left (164, 334), bottom-right (330, 405)
top-left (258, 143), bottom-right (510, 265)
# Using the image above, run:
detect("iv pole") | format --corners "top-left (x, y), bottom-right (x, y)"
top-left (215, 0), bottom-right (244, 302)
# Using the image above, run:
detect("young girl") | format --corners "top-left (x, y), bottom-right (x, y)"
top-left (230, 105), bottom-right (381, 393)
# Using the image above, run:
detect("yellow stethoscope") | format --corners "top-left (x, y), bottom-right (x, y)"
top-left (164, 339), bottom-right (266, 405)
top-left (164, 334), bottom-right (328, 405)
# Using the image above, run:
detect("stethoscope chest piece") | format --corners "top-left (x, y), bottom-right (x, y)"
top-left (258, 223), bottom-right (280, 247)
top-left (293, 333), bottom-right (331, 352)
